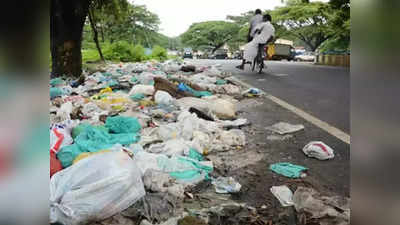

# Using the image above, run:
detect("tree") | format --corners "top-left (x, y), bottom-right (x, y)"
top-left (50, 0), bottom-right (128, 78)
top-left (272, 1), bottom-right (334, 51)
top-left (181, 21), bottom-right (241, 53)
top-left (51, 0), bottom-right (91, 78)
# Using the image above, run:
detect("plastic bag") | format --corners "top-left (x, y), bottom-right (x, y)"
top-left (50, 151), bottom-right (146, 225)
top-left (58, 123), bottom-right (140, 168)
top-left (155, 91), bottom-right (173, 105)
top-left (266, 122), bottom-right (305, 135)
top-left (147, 139), bottom-right (190, 157)
top-left (129, 85), bottom-right (155, 96)
top-left (157, 123), bottom-right (180, 141)
top-left (218, 129), bottom-right (246, 146)
top-left (269, 163), bottom-right (308, 178)
top-left (212, 177), bottom-right (242, 194)
top-left (105, 116), bottom-right (141, 134)
top-left (270, 185), bottom-right (294, 207)
top-left (157, 156), bottom-right (213, 185)
top-left (302, 141), bottom-right (335, 160)
top-left (50, 123), bottom-right (74, 154)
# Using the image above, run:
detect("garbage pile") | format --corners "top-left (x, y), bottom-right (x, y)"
top-left (49, 60), bottom-right (253, 225)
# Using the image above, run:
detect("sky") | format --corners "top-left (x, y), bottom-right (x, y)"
top-left (132, 0), bottom-right (286, 37)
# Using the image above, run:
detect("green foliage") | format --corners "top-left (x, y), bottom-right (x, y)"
top-left (151, 45), bottom-right (168, 61)
top-left (82, 49), bottom-right (100, 62)
top-left (181, 21), bottom-right (241, 53)
top-left (131, 44), bottom-right (147, 62)
top-left (101, 41), bottom-right (146, 62)
top-left (272, 2), bottom-right (334, 51)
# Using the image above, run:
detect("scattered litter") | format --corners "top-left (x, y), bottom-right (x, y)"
top-left (302, 141), bottom-right (335, 160)
top-left (270, 163), bottom-right (308, 178)
top-left (212, 177), bottom-right (242, 194)
top-left (49, 60), bottom-right (346, 224)
top-left (266, 122), bottom-right (305, 135)
top-left (270, 185), bottom-right (294, 207)
top-left (293, 187), bottom-right (350, 224)
top-left (242, 88), bottom-right (261, 96)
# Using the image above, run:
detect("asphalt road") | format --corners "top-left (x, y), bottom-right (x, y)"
top-left (189, 59), bottom-right (350, 133)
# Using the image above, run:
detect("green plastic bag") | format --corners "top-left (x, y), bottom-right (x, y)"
top-left (188, 148), bottom-right (204, 161)
top-left (71, 123), bottom-right (109, 139)
top-left (105, 116), bottom-right (141, 134)
top-left (157, 156), bottom-right (213, 183)
top-left (58, 120), bottom-right (141, 168)
top-left (50, 87), bottom-right (63, 99)
top-left (50, 78), bottom-right (64, 87)
top-left (130, 93), bottom-right (145, 101)
top-left (216, 79), bottom-right (227, 85)
top-left (269, 163), bottom-right (308, 178)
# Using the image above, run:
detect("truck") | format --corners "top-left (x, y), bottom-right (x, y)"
top-left (266, 43), bottom-right (296, 61)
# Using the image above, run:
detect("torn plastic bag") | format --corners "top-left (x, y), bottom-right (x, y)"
top-left (50, 121), bottom-right (76, 154)
top-left (270, 185), bottom-right (294, 207)
top-left (293, 187), bottom-right (350, 224)
top-left (50, 151), bottom-right (146, 225)
top-left (147, 138), bottom-right (190, 157)
top-left (122, 193), bottom-right (177, 224)
top-left (157, 156), bottom-right (213, 185)
top-left (217, 129), bottom-right (246, 146)
top-left (143, 169), bottom-right (185, 199)
top-left (212, 177), bottom-right (242, 194)
top-left (266, 122), bottom-right (305, 135)
top-left (302, 141), bottom-right (335, 160)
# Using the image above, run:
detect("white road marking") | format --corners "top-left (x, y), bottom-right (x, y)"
top-left (229, 76), bottom-right (350, 144)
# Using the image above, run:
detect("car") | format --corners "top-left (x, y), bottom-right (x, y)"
top-left (211, 49), bottom-right (228, 59)
top-left (294, 52), bottom-right (315, 62)
top-left (182, 51), bottom-right (193, 59)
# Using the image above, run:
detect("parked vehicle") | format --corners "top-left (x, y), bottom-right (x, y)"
top-left (211, 49), bottom-right (228, 59)
top-left (294, 52), bottom-right (315, 62)
top-left (266, 43), bottom-right (295, 61)
top-left (182, 48), bottom-right (193, 59)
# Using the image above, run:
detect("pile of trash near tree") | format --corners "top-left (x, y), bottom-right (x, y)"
top-left (50, 60), bottom-right (256, 225)
top-left (50, 60), bottom-right (348, 225)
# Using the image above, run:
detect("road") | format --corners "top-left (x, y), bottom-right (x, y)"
top-left (190, 59), bottom-right (350, 134)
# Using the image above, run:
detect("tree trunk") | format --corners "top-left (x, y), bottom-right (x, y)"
top-left (88, 8), bottom-right (105, 62)
top-left (51, 0), bottom-right (91, 78)
top-left (211, 43), bottom-right (225, 54)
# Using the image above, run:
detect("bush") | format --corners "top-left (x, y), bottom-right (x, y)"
top-left (102, 41), bottom-right (134, 62)
top-left (82, 49), bottom-right (100, 62)
top-left (131, 44), bottom-right (147, 62)
top-left (150, 45), bottom-right (168, 61)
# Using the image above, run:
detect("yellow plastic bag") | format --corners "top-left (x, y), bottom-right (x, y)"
top-left (99, 87), bottom-right (113, 94)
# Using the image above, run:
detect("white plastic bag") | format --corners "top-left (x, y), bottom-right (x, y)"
top-left (155, 90), bottom-right (173, 105)
top-left (50, 120), bottom-right (76, 153)
top-left (137, 72), bottom-right (155, 85)
top-left (266, 122), bottom-right (305, 135)
top-left (302, 141), bottom-right (335, 160)
top-left (158, 123), bottom-right (181, 141)
top-left (147, 138), bottom-right (190, 156)
top-left (212, 177), bottom-right (242, 194)
top-left (56, 101), bottom-right (73, 121)
top-left (129, 84), bottom-right (155, 96)
top-left (218, 129), bottom-right (246, 146)
top-left (50, 151), bottom-right (145, 225)
top-left (270, 185), bottom-right (294, 207)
